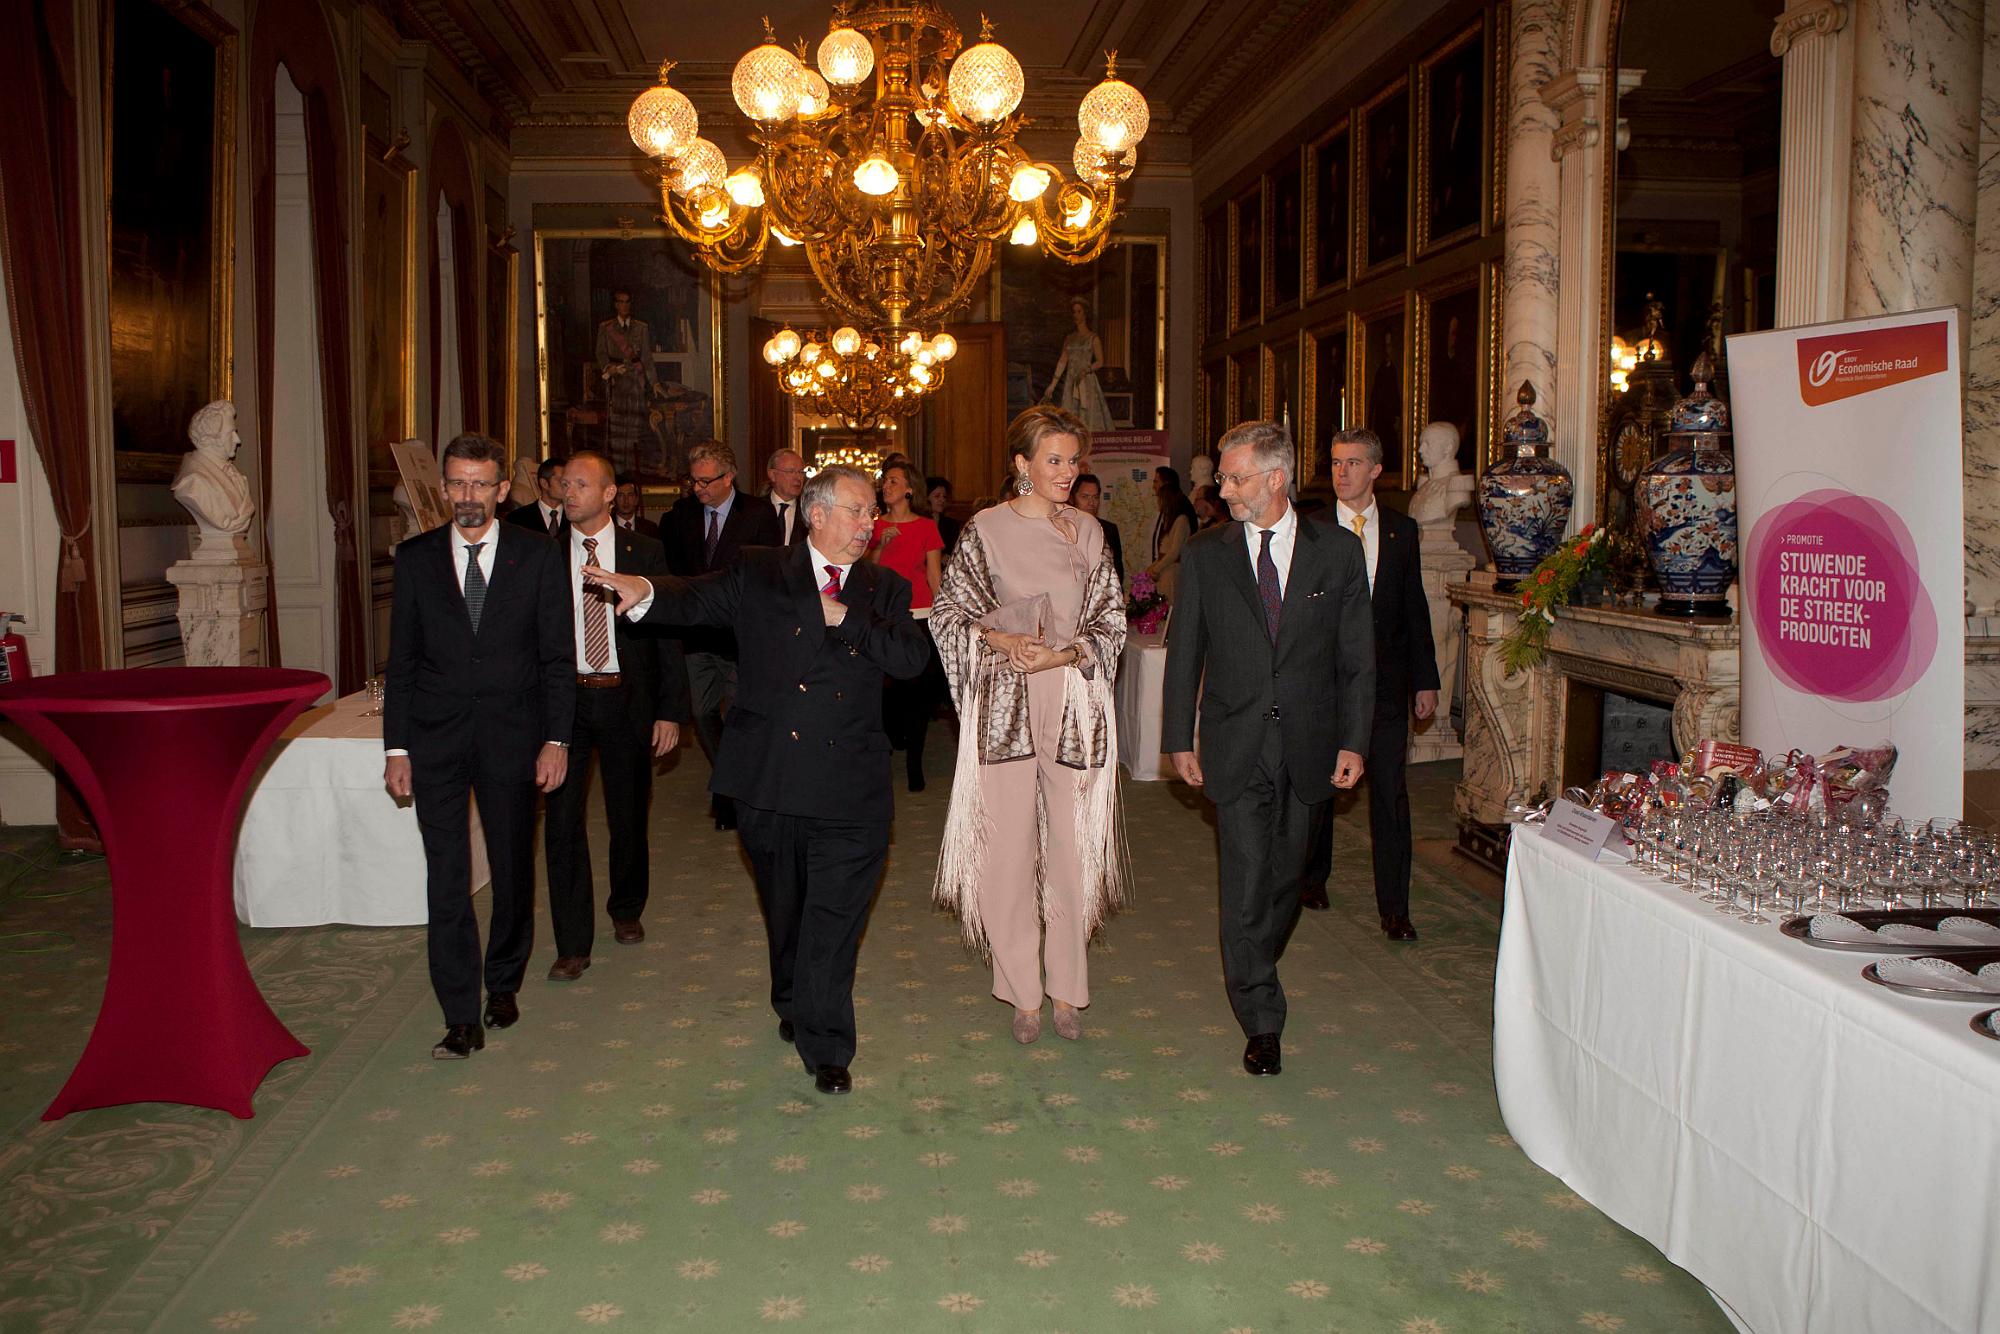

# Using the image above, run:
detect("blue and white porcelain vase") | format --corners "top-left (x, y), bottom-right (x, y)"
top-left (1477, 381), bottom-right (1573, 588)
top-left (1634, 350), bottom-right (1736, 617)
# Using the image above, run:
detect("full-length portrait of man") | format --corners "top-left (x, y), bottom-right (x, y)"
top-left (595, 288), bottom-right (660, 479)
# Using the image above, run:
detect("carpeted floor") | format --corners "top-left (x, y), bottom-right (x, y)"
top-left (0, 741), bottom-right (1730, 1333)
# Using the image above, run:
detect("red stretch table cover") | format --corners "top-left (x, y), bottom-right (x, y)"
top-left (0, 667), bottom-right (331, 1118)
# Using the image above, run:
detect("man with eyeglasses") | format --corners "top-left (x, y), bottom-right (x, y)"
top-left (1162, 420), bottom-right (1375, 1079)
top-left (582, 465), bottom-right (931, 1096)
top-left (663, 440), bottom-right (782, 829)
top-left (765, 448), bottom-right (810, 546)
top-left (383, 433), bottom-right (576, 1061)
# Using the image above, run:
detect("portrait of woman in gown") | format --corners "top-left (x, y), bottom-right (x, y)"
top-left (1042, 297), bottom-right (1115, 432)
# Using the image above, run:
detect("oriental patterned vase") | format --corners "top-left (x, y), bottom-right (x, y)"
top-left (1477, 381), bottom-right (1573, 589)
top-left (1634, 350), bottom-right (1736, 617)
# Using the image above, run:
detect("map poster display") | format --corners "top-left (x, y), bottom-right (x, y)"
top-left (1727, 307), bottom-right (1963, 818)
top-left (1087, 429), bottom-right (1170, 582)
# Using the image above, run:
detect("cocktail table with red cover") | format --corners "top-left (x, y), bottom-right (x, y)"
top-left (0, 667), bottom-right (331, 1119)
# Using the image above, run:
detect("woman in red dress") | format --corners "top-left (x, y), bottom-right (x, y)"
top-left (868, 461), bottom-right (946, 790)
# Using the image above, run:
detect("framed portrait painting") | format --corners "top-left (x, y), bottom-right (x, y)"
top-left (1204, 207), bottom-right (1229, 341)
top-left (1417, 21), bottom-right (1489, 256)
top-left (998, 231), bottom-right (1166, 431)
top-left (1263, 335), bottom-right (1301, 436)
top-left (1416, 267), bottom-right (1490, 478)
top-left (1231, 185), bottom-right (1262, 332)
top-left (105, 0), bottom-right (236, 482)
top-left (1355, 78), bottom-right (1411, 281)
top-left (361, 133), bottom-right (415, 485)
top-left (1305, 120), bottom-right (1349, 298)
top-left (1229, 348), bottom-right (1260, 429)
top-left (1354, 296), bottom-right (1412, 487)
top-left (1300, 317), bottom-right (1349, 490)
top-left (1266, 152), bottom-right (1304, 314)
top-left (534, 209), bottom-right (723, 487)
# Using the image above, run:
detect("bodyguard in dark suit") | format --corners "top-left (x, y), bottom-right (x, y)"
top-left (384, 434), bottom-right (575, 1060)
top-left (1300, 429), bottom-right (1441, 939)
top-left (613, 475), bottom-right (661, 540)
top-left (1073, 472), bottom-right (1125, 584)
top-left (662, 440), bottom-right (784, 829)
top-left (1162, 421), bottom-right (1376, 1078)
top-left (543, 452), bottom-right (690, 981)
top-left (506, 457), bottom-right (565, 533)
top-left (584, 465), bottom-right (930, 1096)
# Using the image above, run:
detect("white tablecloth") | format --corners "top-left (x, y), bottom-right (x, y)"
top-left (1114, 632), bottom-right (1173, 781)
top-left (1496, 829), bottom-right (2000, 1334)
top-left (233, 691), bottom-right (488, 927)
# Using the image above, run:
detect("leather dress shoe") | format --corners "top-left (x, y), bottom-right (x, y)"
top-left (432, 1024), bottom-right (484, 1060)
top-left (712, 798), bottom-right (737, 832)
top-left (1300, 883), bottom-right (1330, 911)
top-left (1381, 914), bottom-right (1419, 942)
top-left (1243, 1032), bottom-right (1282, 1077)
top-left (613, 919), bottom-right (644, 945)
top-left (814, 1064), bottom-right (852, 1095)
top-left (546, 955), bottom-right (591, 981)
top-left (778, 1018), bottom-right (795, 1043)
top-left (483, 992), bottom-right (519, 1029)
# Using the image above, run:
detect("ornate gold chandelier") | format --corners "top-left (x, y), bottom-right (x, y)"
top-left (763, 324), bottom-right (958, 429)
top-left (626, 3), bottom-right (1151, 332)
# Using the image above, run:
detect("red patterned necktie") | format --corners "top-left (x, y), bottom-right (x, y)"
top-left (582, 537), bottom-right (610, 670)
top-left (1256, 528), bottom-right (1281, 642)
top-left (822, 564), bottom-right (843, 596)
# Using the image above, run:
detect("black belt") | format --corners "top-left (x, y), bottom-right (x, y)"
top-left (577, 672), bottom-right (624, 688)
top-left (1263, 706), bottom-right (1282, 720)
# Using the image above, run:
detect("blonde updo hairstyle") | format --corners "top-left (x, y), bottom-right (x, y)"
top-left (1003, 403), bottom-right (1091, 490)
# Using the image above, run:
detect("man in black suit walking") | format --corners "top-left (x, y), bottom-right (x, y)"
top-left (663, 440), bottom-right (783, 829)
top-left (384, 433), bottom-right (575, 1059)
top-left (613, 475), bottom-right (660, 539)
top-left (542, 451), bottom-right (689, 982)
top-left (507, 457), bottom-right (565, 533)
top-left (1162, 421), bottom-right (1376, 1078)
top-left (1299, 428), bottom-right (1440, 940)
top-left (585, 465), bottom-right (930, 1096)
top-left (1072, 472), bottom-right (1125, 583)
top-left (764, 448), bottom-right (810, 546)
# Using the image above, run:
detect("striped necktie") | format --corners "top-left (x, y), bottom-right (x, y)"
top-left (582, 537), bottom-right (609, 670)
top-left (463, 542), bottom-right (488, 634)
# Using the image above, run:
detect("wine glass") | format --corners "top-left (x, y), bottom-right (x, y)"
top-left (362, 677), bottom-right (385, 717)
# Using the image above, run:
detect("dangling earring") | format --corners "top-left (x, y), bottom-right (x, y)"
top-left (1016, 474), bottom-right (1034, 496)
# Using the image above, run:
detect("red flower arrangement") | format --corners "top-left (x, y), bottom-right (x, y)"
top-left (1499, 523), bottom-right (1609, 673)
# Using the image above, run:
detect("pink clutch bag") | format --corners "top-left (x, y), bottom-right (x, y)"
top-left (979, 593), bottom-right (1050, 640)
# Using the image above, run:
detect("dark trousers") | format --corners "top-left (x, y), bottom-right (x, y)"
top-left (1214, 722), bottom-right (1321, 1038)
top-left (1305, 708), bottom-right (1412, 918)
top-left (685, 650), bottom-right (735, 766)
top-left (414, 743), bottom-right (539, 1026)
top-left (883, 638), bottom-right (940, 782)
top-left (735, 803), bottom-right (889, 1071)
top-left (544, 682), bottom-right (654, 958)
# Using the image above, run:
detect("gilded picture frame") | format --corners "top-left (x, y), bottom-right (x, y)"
top-left (1262, 334), bottom-right (1302, 439)
top-left (1353, 294), bottom-right (1414, 488)
top-left (1228, 347), bottom-right (1260, 429)
top-left (1354, 77), bottom-right (1412, 282)
top-left (487, 221), bottom-right (520, 453)
top-left (361, 130), bottom-right (416, 488)
top-left (1304, 118), bottom-right (1350, 300)
top-left (1299, 314), bottom-right (1352, 491)
top-left (1265, 149), bottom-right (1304, 315)
top-left (105, 0), bottom-right (237, 484)
top-left (1201, 359), bottom-right (1228, 455)
top-left (1230, 184), bottom-right (1263, 333)
top-left (1203, 206), bottom-right (1229, 341)
top-left (1413, 265), bottom-right (1491, 481)
top-left (533, 209), bottom-right (726, 487)
top-left (1415, 20), bottom-right (1489, 259)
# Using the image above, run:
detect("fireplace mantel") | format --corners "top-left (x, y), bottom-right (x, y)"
top-left (1449, 574), bottom-right (1740, 870)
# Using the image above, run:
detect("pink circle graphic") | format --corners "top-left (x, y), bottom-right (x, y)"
top-left (1746, 488), bottom-right (1937, 703)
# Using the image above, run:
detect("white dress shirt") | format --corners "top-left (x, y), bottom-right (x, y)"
top-left (570, 519), bottom-right (621, 673)
top-left (538, 500), bottom-right (561, 530)
top-left (1240, 501), bottom-right (1300, 597)
top-left (771, 493), bottom-right (799, 544)
top-left (1336, 498), bottom-right (1380, 592)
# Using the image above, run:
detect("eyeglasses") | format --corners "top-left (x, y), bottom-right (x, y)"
top-left (442, 478), bottom-right (502, 496)
top-left (688, 472), bottom-right (730, 488)
top-left (1214, 468), bottom-right (1277, 487)
top-left (830, 502), bottom-right (882, 522)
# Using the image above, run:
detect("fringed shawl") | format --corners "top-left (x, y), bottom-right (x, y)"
top-left (929, 508), bottom-right (1131, 953)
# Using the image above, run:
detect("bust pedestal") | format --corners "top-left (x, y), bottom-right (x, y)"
top-left (1410, 525), bottom-right (1477, 763)
top-left (166, 560), bottom-right (268, 667)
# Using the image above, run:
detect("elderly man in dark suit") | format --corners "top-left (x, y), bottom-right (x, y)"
top-left (384, 433), bottom-right (575, 1060)
top-left (1162, 420), bottom-right (1375, 1078)
top-left (1300, 428), bottom-right (1440, 940)
top-left (664, 439), bottom-right (784, 830)
top-left (542, 451), bottom-right (689, 982)
top-left (585, 465), bottom-right (930, 1095)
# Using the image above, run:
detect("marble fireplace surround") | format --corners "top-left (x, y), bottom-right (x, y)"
top-left (1450, 576), bottom-right (1740, 869)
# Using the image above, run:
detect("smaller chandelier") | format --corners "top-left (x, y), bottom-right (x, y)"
top-left (764, 324), bottom-right (958, 430)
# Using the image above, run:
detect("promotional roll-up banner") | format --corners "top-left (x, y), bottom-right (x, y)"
top-left (1727, 307), bottom-right (1963, 818)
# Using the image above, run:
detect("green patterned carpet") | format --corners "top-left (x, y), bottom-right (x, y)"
top-left (0, 747), bottom-right (1730, 1333)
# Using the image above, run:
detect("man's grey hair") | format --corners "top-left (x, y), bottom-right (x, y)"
top-left (686, 439), bottom-right (736, 475)
top-left (802, 464), bottom-right (870, 528)
top-left (1216, 420), bottom-right (1296, 487)
top-left (1328, 426), bottom-right (1384, 467)
top-left (767, 447), bottom-right (803, 469)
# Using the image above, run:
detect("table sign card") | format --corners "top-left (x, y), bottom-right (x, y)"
top-left (1541, 798), bottom-right (1621, 860)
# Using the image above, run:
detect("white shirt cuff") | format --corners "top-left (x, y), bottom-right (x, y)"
top-left (385, 749), bottom-right (409, 757)
top-left (625, 591), bottom-right (655, 620)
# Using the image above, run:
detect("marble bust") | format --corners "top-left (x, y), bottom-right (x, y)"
top-left (1189, 453), bottom-right (1215, 490)
top-left (1409, 421), bottom-right (1475, 529)
top-left (172, 400), bottom-right (256, 563)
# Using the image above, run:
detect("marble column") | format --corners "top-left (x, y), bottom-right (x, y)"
top-left (1967, 11), bottom-right (2000, 623)
top-left (1502, 0), bottom-right (1562, 424)
top-left (1771, 0), bottom-right (1854, 327)
top-left (1844, 0), bottom-right (1979, 319)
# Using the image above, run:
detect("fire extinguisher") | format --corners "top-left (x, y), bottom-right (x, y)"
top-left (0, 614), bottom-right (30, 684)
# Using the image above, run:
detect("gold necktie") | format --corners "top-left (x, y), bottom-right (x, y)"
top-left (1351, 513), bottom-right (1366, 538)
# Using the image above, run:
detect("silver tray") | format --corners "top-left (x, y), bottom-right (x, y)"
top-left (1861, 951), bottom-right (2000, 1002)
top-left (1779, 908), bottom-right (2000, 954)
top-left (1972, 1009), bottom-right (2000, 1042)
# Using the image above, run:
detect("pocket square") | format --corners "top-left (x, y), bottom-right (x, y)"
top-left (1304, 590), bottom-right (1327, 600)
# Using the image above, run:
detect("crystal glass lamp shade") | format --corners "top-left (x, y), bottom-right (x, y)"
top-left (1073, 139), bottom-right (1117, 185)
top-left (796, 70), bottom-right (832, 117)
top-left (733, 42), bottom-right (805, 124)
top-left (948, 42), bottom-right (1024, 124)
top-left (831, 327), bottom-right (863, 357)
top-left (930, 332), bottom-right (958, 361)
top-left (1007, 163), bottom-right (1051, 202)
top-left (817, 26), bottom-right (875, 88)
top-left (725, 167), bottom-right (765, 208)
top-left (852, 154), bottom-right (899, 196)
top-left (628, 84), bottom-right (698, 159)
top-left (672, 138), bottom-right (728, 197)
top-left (1078, 76), bottom-right (1149, 152)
